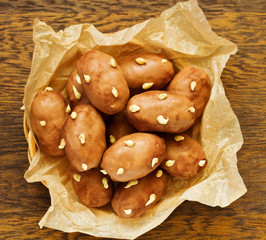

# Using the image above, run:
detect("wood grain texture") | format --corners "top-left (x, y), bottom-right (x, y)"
top-left (0, 0), bottom-right (265, 239)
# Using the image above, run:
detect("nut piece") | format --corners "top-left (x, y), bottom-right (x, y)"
top-left (165, 160), bottom-right (175, 167)
top-left (117, 168), bottom-right (125, 175)
top-left (129, 104), bottom-right (140, 113)
top-left (40, 120), bottom-right (46, 127)
top-left (152, 157), bottom-right (159, 168)
top-left (111, 87), bottom-right (119, 98)
top-left (73, 173), bottom-right (81, 182)
top-left (58, 138), bottom-right (66, 149)
top-left (100, 169), bottom-right (107, 175)
top-left (158, 93), bottom-right (167, 100)
top-left (145, 193), bottom-right (156, 206)
top-left (109, 58), bottom-right (117, 68)
top-left (190, 81), bottom-right (197, 91)
top-left (142, 82), bottom-right (154, 90)
top-left (125, 180), bottom-right (139, 189)
top-left (100, 169), bottom-right (108, 175)
top-left (162, 59), bottom-right (168, 64)
top-left (156, 115), bottom-right (169, 125)
top-left (174, 135), bottom-right (185, 142)
top-left (44, 87), bottom-right (53, 92)
top-left (66, 104), bottom-right (71, 113)
top-left (71, 111), bottom-right (77, 119)
top-left (84, 74), bottom-right (91, 83)
top-left (124, 140), bottom-right (135, 147)
top-left (199, 159), bottom-right (206, 167)
top-left (109, 135), bottom-right (116, 144)
top-left (81, 163), bottom-right (88, 170)
top-left (76, 74), bottom-right (82, 85)
top-left (102, 177), bottom-right (109, 189)
top-left (124, 209), bottom-right (132, 215)
top-left (135, 57), bottom-right (146, 65)
top-left (187, 106), bottom-right (196, 113)
top-left (79, 133), bottom-right (86, 144)
top-left (156, 169), bottom-right (163, 178)
top-left (73, 85), bottom-right (81, 100)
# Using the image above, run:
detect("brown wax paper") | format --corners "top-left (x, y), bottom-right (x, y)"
top-left (23, 0), bottom-right (247, 239)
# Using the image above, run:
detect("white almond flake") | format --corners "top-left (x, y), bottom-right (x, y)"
top-left (76, 74), bottom-right (82, 84)
top-left (124, 209), bottom-right (132, 215)
top-left (109, 135), bottom-right (116, 144)
top-left (66, 104), bottom-right (71, 113)
top-left (129, 104), bottom-right (140, 113)
top-left (40, 120), bottom-right (46, 127)
top-left (102, 177), bottom-right (109, 189)
top-left (135, 57), bottom-right (146, 65)
top-left (117, 168), bottom-right (125, 175)
top-left (124, 140), bottom-right (135, 147)
top-left (199, 160), bottom-right (206, 167)
top-left (142, 82), bottom-right (154, 90)
top-left (162, 59), bottom-right (167, 64)
top-left (145, 193), bottom-right (156, 206)
top-left (165, 160), bottom-right (175, 167)
top-left (79, 133), bottom-right (86, 144)
top-left (174, 135), bottom-right (185, 142)
top-left (44, 87), bottom-right (53, 92)
top-left (190, 81), bottom-right (197, 91)
top-left (157, 115), bottom-right (169, 125)
top-left (58, 138), bottom-right (66, 149)
top-left (73, 85), bottom-right (81, 100)
top-left (156, 169), bottom-right (163, 178)
top-left (158, 93), bottom-right (167, 100)
top-left (111, 87), bottom-right (118, 98)
top-left (84, 74), bottom-right (91, 83)
top-left (125, 180), bottom-right (139, 189)
top-left (100, 169), bottom-right (108, 175)
top-left (71, 111), bottom-right (77, 119)
top-left (187, 106), bottom-right (196, 113)
top-left (73, 173), bottom-right (81, 182)
top-left (81, 163), bottom-right (88, 170)
top-left (109, 58), bottom-right (117, 68)
top-left (152, 158), bottom-right (159, 168)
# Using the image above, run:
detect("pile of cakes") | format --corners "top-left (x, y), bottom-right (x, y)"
top-left (30, 49), bottom-right (211, 218)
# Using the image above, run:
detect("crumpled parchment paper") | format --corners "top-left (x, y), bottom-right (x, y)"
top-left (23, 0), bottom-right (247, 239)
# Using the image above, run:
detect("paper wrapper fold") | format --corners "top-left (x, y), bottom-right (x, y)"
top-left (23, 0), bottom-right (246, 239)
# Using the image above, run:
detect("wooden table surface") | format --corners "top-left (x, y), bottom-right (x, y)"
top-left (0, 0), bottom-right (265, 239)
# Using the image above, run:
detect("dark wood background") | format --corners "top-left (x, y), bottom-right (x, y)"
top-left (0, 0), bottom-right (265, 239)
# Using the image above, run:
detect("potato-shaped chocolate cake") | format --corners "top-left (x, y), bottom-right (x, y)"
top-left (161, 133), bottom-right (207, 178)
top-left (106, 110), bottom-right (136, 146)
top-left (126, 91), bottom-right (195, 133)
top-left (66, 68), bottom-right (90, 108)
top-left (101, 132), bottom-right (166, 182)
top-left (111, 169), bottom-right (168, 218)
top-left (118, 51), bottom-right (174, 91)
top-left (30, 87), bottom-right (67, 157)
top-left (70, 167), bottom-right (113, 208)
top-left (62, 105), bottom-right (106, 172)
top-left (76, 50), bottom-right (130, 115)
top-left (168, 67), bottom-right (211, 119)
